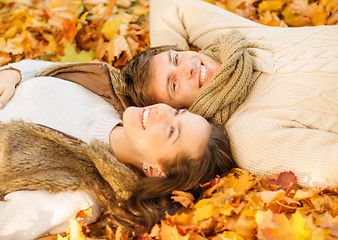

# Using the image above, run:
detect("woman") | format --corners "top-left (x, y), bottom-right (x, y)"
top-left (0, 61), bottom-right (235, 239)
top-left (122, 0), bottom-right (338, 188)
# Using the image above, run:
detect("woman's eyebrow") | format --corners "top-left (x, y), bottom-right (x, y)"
top-left (173, 121), bottom-right (181, 144)
top-left (173, 109), bottom-right (186, 144)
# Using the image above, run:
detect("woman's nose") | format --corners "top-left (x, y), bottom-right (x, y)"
top-left (153, 108), bottom-right (171, 123)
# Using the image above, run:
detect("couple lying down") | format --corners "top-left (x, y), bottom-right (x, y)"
top-left (1, 0), bottom-right (338, 238)
top-left (0, 60), bottom-right (234, 239)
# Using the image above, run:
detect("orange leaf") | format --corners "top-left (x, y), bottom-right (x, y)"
top-left (75, 207), bottom-right (92, 222)
top-left (308, 2), bottom-right (327, 25)
top-left (0, 52), bottom-right (11, 66)
top-left (160, 221), bottom-right (190, 240)
top-left (256, 210), bottom-right (297, 240)
top-left (62, 18), bottom-right (78, 42)
top-left (115, 226), bottom-right (129, 240)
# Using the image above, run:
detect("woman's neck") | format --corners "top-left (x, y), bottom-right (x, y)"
top-left (108, 126), bottom-right (142, 169)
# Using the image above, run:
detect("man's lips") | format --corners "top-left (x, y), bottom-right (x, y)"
top-left (199, 63), bottom-right (208, 88)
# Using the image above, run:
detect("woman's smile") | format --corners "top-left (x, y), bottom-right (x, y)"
top-left (141, 108), bottom-right (151, 129)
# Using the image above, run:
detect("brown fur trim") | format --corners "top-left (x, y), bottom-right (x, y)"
top-left (0, 121), bottom-right (138, 201)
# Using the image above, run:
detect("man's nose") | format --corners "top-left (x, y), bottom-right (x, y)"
top-left (177, 62), bottom-right (193, 80)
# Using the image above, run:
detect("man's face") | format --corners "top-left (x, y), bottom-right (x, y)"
top-left (148, 50), bottom-right (221, 108)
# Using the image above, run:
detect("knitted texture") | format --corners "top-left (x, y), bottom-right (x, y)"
top-left (150, 0), bottom-right (338, 188)
top-left (189, 30), bottom-right (257, 125)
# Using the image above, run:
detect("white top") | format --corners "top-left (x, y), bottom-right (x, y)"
top-left (150, 0), bottom-right (338, 188)
top-left (0, 60), bottom-right (122, 239)
top-left (0, 59), bottom-right (122, 144)
top-left (0, 191), bottom-right (101, 240)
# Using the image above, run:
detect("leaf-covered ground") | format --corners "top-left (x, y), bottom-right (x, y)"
top-left (1, 0), bottom-right (337, 239)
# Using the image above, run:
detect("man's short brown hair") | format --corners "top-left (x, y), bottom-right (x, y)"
top-left (122, 45), bottom-right (181, 106)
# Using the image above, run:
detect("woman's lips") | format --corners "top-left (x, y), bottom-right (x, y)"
top-left (141, 108), bottom-right (150, 129)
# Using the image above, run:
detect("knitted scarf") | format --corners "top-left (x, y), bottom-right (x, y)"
top-left (0, 121), bottom-right (138, 202)
top-left (188, 30), bottom-right (260, 126)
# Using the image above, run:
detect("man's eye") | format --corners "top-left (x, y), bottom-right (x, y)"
top-left (169, 127), bottom-right (175, 137)
top-left (174, 54), bottom-right (179, 65)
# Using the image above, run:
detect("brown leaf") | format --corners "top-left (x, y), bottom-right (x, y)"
top-left (172, 190), bottom-right (195, 208)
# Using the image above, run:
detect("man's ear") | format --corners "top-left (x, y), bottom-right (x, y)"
top-left (142, 163), bottom-right (167, 178)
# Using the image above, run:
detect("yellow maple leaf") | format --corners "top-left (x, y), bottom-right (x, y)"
top-left (258, 0), bottom-right (284, 13)
top-left (101, 18), bottom-right (122, 41)
top-left (231, 170), bottom-right (257, 193)
top-left (3, 26), bottom-right (18, 39)
top-left (320, 0), bottom-right (335, 12)
top-left (60, 43), bottom-right (94, 63)
top-left (194, 199), bottom-right (214, 221)
top-left (291, 210), bottom-right (311, 240)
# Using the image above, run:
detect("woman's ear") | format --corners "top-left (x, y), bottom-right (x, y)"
top-left (142, 163), bottom-right (167, 178)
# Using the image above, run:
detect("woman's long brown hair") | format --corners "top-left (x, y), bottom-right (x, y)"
top-left (105, 123), bottom-right (236, 233)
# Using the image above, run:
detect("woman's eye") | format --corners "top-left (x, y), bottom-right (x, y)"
top-left (174, 108), bottom-right (180, 115)
top-left (172, 80), bottom-right (177, 91)
top-left (174, 54), bottom-right (179, 65)
top-left (169, 127), bottom-right (175, 137)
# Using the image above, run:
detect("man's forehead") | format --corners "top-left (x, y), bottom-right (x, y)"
top-left (149, 58), bottom-right (171, 103)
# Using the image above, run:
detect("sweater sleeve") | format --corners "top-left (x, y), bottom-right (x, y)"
top-left (0, 59), bottom-right (58, 83)
top-left (227, 117), bottom-right (338, 188)
top-left (0, 190), bottom-right (101, 240)
top-left (149, 0), bottom-right (266, 50)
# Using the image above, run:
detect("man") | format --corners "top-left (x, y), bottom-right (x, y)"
top-left (121, 0), bottom-right (338, 188)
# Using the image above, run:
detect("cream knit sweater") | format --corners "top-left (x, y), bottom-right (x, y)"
top-left (150, 0), bottom-right (338, 188)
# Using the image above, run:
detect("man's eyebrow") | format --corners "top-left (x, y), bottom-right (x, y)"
top-left (167, 50), bottom-right (173, 100)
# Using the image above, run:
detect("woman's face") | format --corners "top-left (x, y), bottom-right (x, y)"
top-left (122, 103), bottom-right (211, 167)
top-left (148, 50), bottom-right (221, 108)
